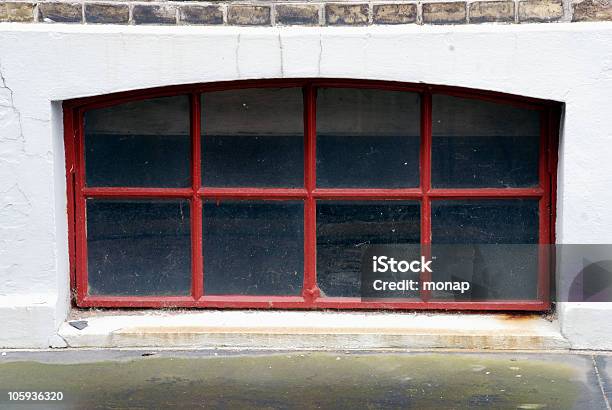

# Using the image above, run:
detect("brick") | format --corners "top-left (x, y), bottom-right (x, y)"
top-left (423, 2), bottom-right (467, 24)
top-left (179, 5), bottom-right (223, 25)
top-left (227, 5), bottom-right (271, 25)
top-left (133, 5), bottom-right (176, 25)
top-left (469, 1), bottom-right (515, 22)
top-left (518, 0), bottom-right (563, 22)
top-left (85, 4), bottom-right (129, 24)
top-left (325, 4), bottom-right (368, 25)
top-left (573, 0), bottom-right (612, 21)
top-left (38, 3), bottom-right (82, 23)
top-left (276, 4), bottom-right (319, 25)
top-left (0, 2), bottom-right (35, 22)
top-left (372, 3), bottom-right (417, 24)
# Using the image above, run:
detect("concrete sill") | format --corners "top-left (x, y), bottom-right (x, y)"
top-left (59, 310), bottom-right (569, 350)
top-left (58, 310), bottom-right (570, 350)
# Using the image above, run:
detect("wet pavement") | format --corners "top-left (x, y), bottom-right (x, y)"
top-left (0, 350), bottom-right (611, 409)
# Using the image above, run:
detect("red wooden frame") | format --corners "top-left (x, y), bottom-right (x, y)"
top-left (63, 79), bottom-right (560, 311)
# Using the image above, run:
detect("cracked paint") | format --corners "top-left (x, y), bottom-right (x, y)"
top-left (0, 184), bottom-right (32, 229)
top-left (0, 60), bottom-right (31, 233)
top-left (318, 34), bottom-right (323, 76)
top-left (235, 33), bottom-right (241, 78)
top-left (278, 32), bottom-right (284, 77)
top-left (0, 60), bottom-right (24, 142)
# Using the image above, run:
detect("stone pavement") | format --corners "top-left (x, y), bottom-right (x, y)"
top-left (0, 350), bottom-right (611, 409)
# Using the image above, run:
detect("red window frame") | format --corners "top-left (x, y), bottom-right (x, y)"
top-left (63, 79), bottom-right (560, 311)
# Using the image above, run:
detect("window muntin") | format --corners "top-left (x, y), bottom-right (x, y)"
top-left (66, 80), bottom-right (557, 310)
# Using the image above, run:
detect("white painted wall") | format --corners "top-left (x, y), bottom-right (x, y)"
top-left (0, 23), bottom-right (611, 349)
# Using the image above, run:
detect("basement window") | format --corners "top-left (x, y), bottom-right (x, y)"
top-left (64, 80), bottom-right (558, 310)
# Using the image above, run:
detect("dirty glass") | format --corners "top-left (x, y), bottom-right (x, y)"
top-left (316, 88), bottom-right (420, 188)
top-left (202, 200), bottom-right (304, 295)
top-left (84, 95), bottom-right (191, 187)
top-left (201, 88), bottom-right (304, 187)
top-left (86, 199), bottom-right (191, 296)
top-left (432, 95), bottom-right (540, 188)
top-left (430, 199), bottom-right (539, 300)
top-left (316, 201), bottom-right (421, 297)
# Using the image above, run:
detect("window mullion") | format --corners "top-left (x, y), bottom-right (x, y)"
top-left (191, 93), bottom-right (204, 300)
top-left (303, 84), bottom-right (320, 304)
top-left (420, 91), bottom-right (432, 302)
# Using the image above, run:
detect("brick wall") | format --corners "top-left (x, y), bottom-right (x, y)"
top-left (0, 0), bottom-right (610, 26)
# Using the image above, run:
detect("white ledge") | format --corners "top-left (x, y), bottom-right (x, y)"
top-left (58, 310), bottom-right (570, 350)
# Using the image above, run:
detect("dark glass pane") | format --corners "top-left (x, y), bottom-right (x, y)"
top-left (87, 199), bottom-right (191, 296)
top-left (316, 88), bottom-right (420, 188)
top-left (202, 201), bottom-right (304, 295)
top-left (431, 199), bottom-right (539, 300)
top-left (431, 199), bottom-right (539, 244)
top-left (201, 88), bottom-right (304, 187)
top-left (84, 95), bottom-right (191, 187)
top-left (432, 95), bottom-right (540, 188)
top-left (317, 201), bottom-right (420, 297)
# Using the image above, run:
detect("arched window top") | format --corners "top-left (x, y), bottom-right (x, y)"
top-left (64, 79), bottom-right (559, 310)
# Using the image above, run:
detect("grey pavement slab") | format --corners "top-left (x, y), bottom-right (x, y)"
top-left (595, 355), bottom-right (612, 407)
top-left (0, 350), bottom-right (609, 409)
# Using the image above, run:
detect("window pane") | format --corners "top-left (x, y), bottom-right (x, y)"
top-left (87, 199), bottom-right (191, 296)
top-left (201, 88), bottom-right (304, 187)
top-left (431, 199), bottom-right (539, 300)
top-left (316, 88), bottom-right (420, 188)
top-left (432, 95), bottom-right (540, 188)
top-left (203, 201), bottom-right (304, 295)
top-left (317, 201), bottom-right (420, 297)
top-left (84, 95), bottom-right (191, 187)
top-left (432, 199), bottom-right (539, 244)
